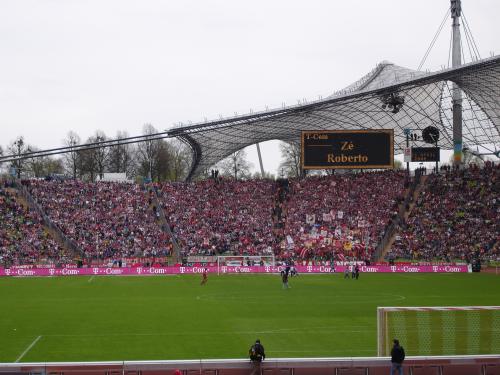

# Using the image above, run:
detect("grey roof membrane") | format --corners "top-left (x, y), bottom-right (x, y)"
top-left (169, 56), bottom-right (500, 179)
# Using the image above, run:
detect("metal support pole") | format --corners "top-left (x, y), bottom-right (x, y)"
top-left (451, 0), bottom-right (463, 166)
top-left (406, 133), bottom-right (410, 177)
top-left (435, 140), bottom-right (439, 174)
top-left (256, 143), bottom-right (265, 177)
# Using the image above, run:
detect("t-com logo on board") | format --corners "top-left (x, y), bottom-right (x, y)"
top-left (0, 264), bottom-right (469, 277)
top-left (360, 266), bottom-right (378, 272)
top-left (61, 269), bottom-right (79, 275)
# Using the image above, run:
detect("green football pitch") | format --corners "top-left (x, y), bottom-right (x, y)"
top-left (0, 273), bottom-right (499, 363)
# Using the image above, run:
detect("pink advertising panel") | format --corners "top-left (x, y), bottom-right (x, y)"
top-left (0, 264), bottom-right (469, 277)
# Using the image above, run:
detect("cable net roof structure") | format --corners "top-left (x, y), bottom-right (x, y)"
top-left (169, 55), bottom-right (500, 179)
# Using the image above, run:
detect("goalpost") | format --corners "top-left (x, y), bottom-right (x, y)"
top-left (216, 255), bottom-right (275, 275)
top-left (377, 306), bottom-right (500, 357)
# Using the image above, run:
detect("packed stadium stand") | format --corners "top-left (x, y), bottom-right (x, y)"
top-left (156, 171), bottom-right (407, 262)
top-left (282, 170), bottom-right (406, 262)
top-left (24, 180), bottom-right (172, 262)
top-left (387, 162), bottom-right (500, 262)
top-left (1, 165), bottom-right (498, 267)
top-left (0, 183), bottom-right (69, 266)
top-left (157, 178), bottom-right (278, 257)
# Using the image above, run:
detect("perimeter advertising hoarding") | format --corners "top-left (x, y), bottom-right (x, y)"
top-left (0, 265), bottom-right (469, 277)
top-left (301, 130), bottom-right (394, 169)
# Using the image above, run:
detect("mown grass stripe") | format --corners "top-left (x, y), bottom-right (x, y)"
top-left (388, 311), bottom-right (407, 355)
top-left (417, 311), bottom-right (431, 355)
top-left (468, 312), bottom-right (480, 354)
top-left (479, 310), bottom-right (493, 354)
top-left (492, 312), bottom-right (500, 354)
top-left (405, 310), bottom-right (419, 355)
top-left (442, 311), bottom-right (456, 355)
top-left (429, 311), bottom-right (443, 355)
top-left (455, 311), bottom-right (468, 354)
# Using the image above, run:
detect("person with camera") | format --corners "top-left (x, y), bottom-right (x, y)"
top-left (249, 339), bottom-right (265, 375)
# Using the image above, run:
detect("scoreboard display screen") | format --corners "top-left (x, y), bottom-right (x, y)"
top-left (301, 130), bottom-right (394, 169)
top-left (411, 147), bottom-right (440, 162)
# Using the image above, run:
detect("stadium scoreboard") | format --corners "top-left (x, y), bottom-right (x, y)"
top-left (301, 130), bottom-right (394, 169)
top-left (411, 147), bottom-right (440, 162)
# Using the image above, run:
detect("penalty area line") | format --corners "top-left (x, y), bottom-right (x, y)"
top-left (15, 335), bottom-right (42, 363)
top-left (88, 276), bottom-right (95, 283)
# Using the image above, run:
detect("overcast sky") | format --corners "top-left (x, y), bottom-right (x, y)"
top-left (0, 0), bottom-right (498, 175)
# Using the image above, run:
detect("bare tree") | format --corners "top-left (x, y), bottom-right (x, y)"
top-left (25, 147), bottom-right (45, 178)
top-left (218, 149), bottom-right (252, 180)
top-left (108, 131), bottom-right (134, 176)
top-left (154, 141), bottom-right (172, 181)
top-left (78, 147), bottom-right (98, 181)
top-left (92, 131), bottom-right (108, 179)
top-left (26, 152), bottom-right (63, 177)
top-left (136, 124), bottom-right (172, 181)
top-left (45, 158), bottom-right (64, 175)
top-left (278, 141), bottom-right (301, 178)
top-left (62, 131), bottom-right (81, 179)
top-left (136, 124), bottom-right (159, 180)
top-left (78, 131), bottom-right (108, 181)
top-left (168, 138), bottom-right (191, 181)
top-left (8, 137), bottom-right (32, 178)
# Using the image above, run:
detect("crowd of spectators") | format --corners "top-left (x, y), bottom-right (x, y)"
top-left (281, 171), bottom-right (406, 262)
top-left (3, 163), bottom-right (496, 267)
top-left (158, 178), bottom-right (279, 257)
top-left (0, 182), bottom-right (69, 266)
top-left (25, 180), bottom-right (172, 262)
top-left (387, 163), bottom-right (499, 262)
top-left (156, 171), bottom-right (405, 262)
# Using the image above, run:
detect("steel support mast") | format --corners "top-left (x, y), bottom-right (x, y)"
top-left (451, 0), bottom-right (463, 166)
top-left (256, 143), bottom-right (265, 177)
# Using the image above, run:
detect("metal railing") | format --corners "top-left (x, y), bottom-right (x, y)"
top-left (0, 355), bottom-right (499, 375)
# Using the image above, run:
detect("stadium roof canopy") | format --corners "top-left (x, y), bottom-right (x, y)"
top-left (169, 55), bottom-right (500, 179)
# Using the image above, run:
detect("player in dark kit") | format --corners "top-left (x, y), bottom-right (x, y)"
top-left (200, 268), bottom-right (208, 285)
top-left (282, 271), bottom-right (289, 289)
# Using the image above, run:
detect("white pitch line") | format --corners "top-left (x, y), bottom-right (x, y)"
top-left (15, 335), bottom-right (42, 363)
top-left (88, 276), bottom-right (95, 283)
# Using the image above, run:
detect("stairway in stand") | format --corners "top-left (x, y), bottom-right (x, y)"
top-left (272, 179), bottom-right (290, 247)
top-left (377, 174), bottom-right (428, 262)
top-left (146, 185), bottom-right (182, 265)
top-left (12, 185), bottom-right (80, 260)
